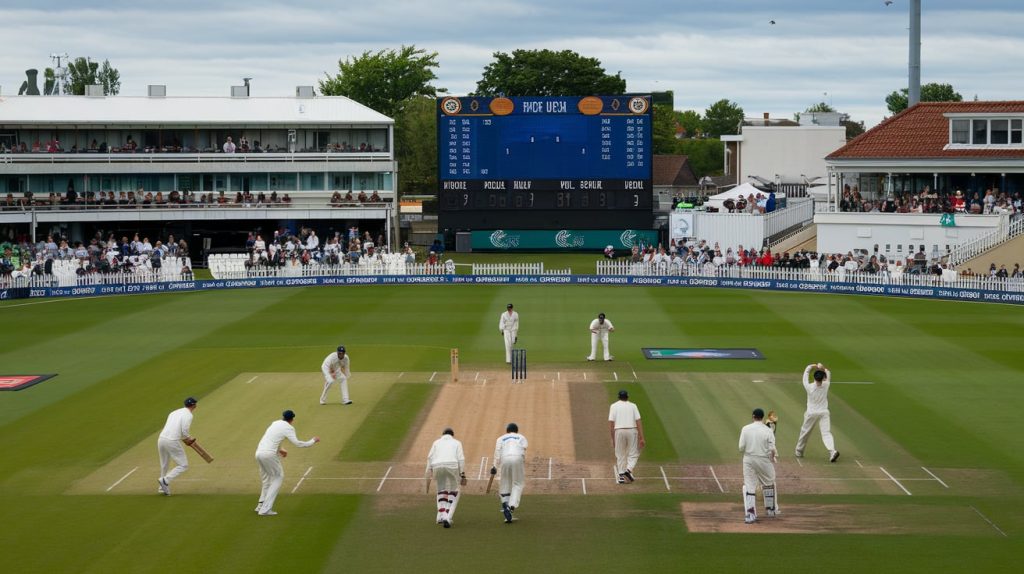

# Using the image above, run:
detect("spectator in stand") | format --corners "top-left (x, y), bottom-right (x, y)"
top-left (370, 190), bottom-right (381, 202)
top-left (356, 190), bottom-right (367, 202)
top-left (344, 191), bottom-right (354, 202)
top-left (403, 246), bottom-right (416, 265)
top-left (952, 190), bottom-right (966, 212)
top-left (282, 194), bottom-right (292, 205)
top-left (270, 191), bottom-right (279, 203)
top-left (306, 230), bottom-right (320, 252)
top-left (223, 136), bottom-right (236, 154)
top-left (758, 248), bottom-right (774, 267)
top-left (330, 191), bottom-right (342, 206)
top-left (239, 136), bottom-right (249, 152)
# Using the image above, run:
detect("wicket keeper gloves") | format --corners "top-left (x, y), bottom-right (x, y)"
top-left (490, 467), bottom-right (497, 476)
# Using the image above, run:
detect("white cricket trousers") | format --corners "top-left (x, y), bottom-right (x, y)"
top-left (321, 374), bottom-right (349, 403)
top-left (503, 330), bottom-right (517, 363)
top-left (589, 332), bottom-right (611, 360)
top-left (157, 438), bottom-right (189, 483)
top-left (614, 428), bottom-right (640, 475)
top-left (432, 464), bottom-right (462, 524)
top-left (255, 451), bottom-right (285, 513)
top-left (499, 456), bottom-right (526, 509)
top-left (795, 410), bottom-right (835, 455)
top-left (742, 455), bottom-right (777, 520)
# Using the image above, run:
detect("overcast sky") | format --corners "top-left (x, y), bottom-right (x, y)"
top-left (1, 0), bottom-right (1021, 127)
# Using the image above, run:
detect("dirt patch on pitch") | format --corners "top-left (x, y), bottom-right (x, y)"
top-left (403, 377), bottom-right (576, 466)
top-left (681, 502), bottom-right (997, 535)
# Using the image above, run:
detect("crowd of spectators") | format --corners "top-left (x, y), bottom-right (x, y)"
top-left (839, 184), bottom-right (1022, 217)
top-left (0, 231), bottom-right (191, 282)
top-left (329, 190), bottom-right (383, 206)
top-left (238, 226), bottom-right (417, 271)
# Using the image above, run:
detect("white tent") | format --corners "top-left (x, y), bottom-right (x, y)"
top-left (703, 182), bottom-right (767, 211)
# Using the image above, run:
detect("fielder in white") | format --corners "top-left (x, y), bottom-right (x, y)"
top-left (587, 312), bottom-right (615, 361)
top-left (739, 408), bottom-right (779, 524)
top-left (499, 303), bottom-right (519, 364)
top-left (491, 422), bottom-right (528, 524)
top-left (609, 389), bottom-right (645, 484)
top-left (320, 345), bottom-right (352, 405)
top-left (426, 428), bottom-right (466, 528)
top-left (254, 410), bottom-right (319, 516)
top-left (157, 397), bottom-right (198, 495)
top-left (795, 362), bottom-right (840, 462)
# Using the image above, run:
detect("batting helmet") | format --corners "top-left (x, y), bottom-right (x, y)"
top-left (506, 422), bottom-right (518, 433)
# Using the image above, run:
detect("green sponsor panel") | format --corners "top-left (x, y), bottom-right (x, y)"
top-left (471, 229), bottom-right (658, 251)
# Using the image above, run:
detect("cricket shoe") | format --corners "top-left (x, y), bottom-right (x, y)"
top-left (744, 516), bottom-right (757, 524)
top-left (623, 469), bottom-right (635, 483)
top-left (255, 502), bottom-right (264, 513)
top-left (829, 450), bottom-right (840, 463)
top-left (766, 509), bottom-right (781, 517)
top-left (617, 474), bottom-right (626, 484)
top-left (587, 357), bottom-right (595, 361)
top-left (442, 520), bottom-right (451, 528)
top-left (342, 400), bottom-right (353, 405)
top-left (319, 400), bottom-right (327, 405)
top-left (157, 478), bottom-right (170, 495)
top-left (794, 450), bottom-right (804, 458)
top-left (502, 502), bottom-right (513, 523)
top-left (606, 357), bottom-right (614, 361)
top-left (258, 510), bottom-right (278, 516)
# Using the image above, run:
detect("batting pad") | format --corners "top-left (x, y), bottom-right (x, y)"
top-left (0, 374), bottom-right (57, 391)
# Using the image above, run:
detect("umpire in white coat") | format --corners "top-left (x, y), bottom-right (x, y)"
top-left (499, 304), bottom-right (519, 364)
top-left (491, 422), bottom-right (529, 523)
top-left (587, 313), bottom-right (615, 361)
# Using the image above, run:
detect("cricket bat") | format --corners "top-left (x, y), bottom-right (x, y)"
top-left (485, 473), bottom-right (495, 494)
top-left (187, 439), bottom-right (214, 463)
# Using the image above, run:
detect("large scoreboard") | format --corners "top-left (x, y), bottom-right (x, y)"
top-left (437, 95), bottom-right (653, 236)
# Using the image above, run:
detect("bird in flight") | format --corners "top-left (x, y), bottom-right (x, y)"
top-left (769, 20), bottom-right (776, 25)
top-left (884, 0), bottom-right (893, 5)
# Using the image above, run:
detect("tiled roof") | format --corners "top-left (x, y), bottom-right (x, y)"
top-left (653, 154), bottom-right (697, 186)
top-left (827, 101), bottom-right (1024, 160)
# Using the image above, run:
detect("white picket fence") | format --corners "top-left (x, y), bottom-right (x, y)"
top-left (470, 262), bottom-right (572, 275)
top-left (0, 257), bottom-right (192, 289)
top-left (947, 214), bottom-right (1024, 267)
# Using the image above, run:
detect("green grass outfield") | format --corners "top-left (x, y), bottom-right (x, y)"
top-left (1, 285), bottom-right (1022, 573)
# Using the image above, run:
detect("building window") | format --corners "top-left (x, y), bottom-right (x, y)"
top-left (991, 119), bottom-right (1009, 144)
top-left (972, 119), bottom-right (988, 145)
top-left (951, 119), bottom-right (969, 144)
top-left (1012, 120), bottom-right (1023, 144)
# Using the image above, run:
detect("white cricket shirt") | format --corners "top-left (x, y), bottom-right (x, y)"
top-left (739, 421), bottom-right (776, 458)
top-left (426, 435), bottom-right (465, 471)
top-left (256, 420), bottom-right (316, 454)
top-left (608, 400), bottom-right (641, 429)
top-left (322, 352), bottom-right (350, 379)
top-left (494, 433), bottom-right (529, 461)
top-left (802, 365), bottom-right (832, 413)
top-left (499, 310), bottom-right (519, 333)
top-left (159, 407), bottom-right (194, 441)
top-left (589, 318), bottom-right (614, 334)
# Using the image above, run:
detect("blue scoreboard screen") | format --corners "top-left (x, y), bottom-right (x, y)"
top-left (437, 95), bottom-right (653, 214)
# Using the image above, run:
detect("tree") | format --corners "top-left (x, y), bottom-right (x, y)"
top-left (393, 96), bottom-right (437, 196)
top-left (675, 138), bottom-right (724, 178)
top-left (844, 120), bottom-right (866, 140)
top-left (675, 110), bottom-right (703, 138)
top-left (651, 104), bottom-right (678, 154)
top-left (473, 49), bottom-right (626, 96)
top-left (319, 45), bottom-right (440, 118)
top-left (885, 82), bottom-right (962, 115)
top-left (702, 99), bottom-right (744, 138)
top-left (67, 58), bottom-right (120, 95)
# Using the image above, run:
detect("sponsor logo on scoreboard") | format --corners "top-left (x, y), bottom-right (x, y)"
top-left (440, 97), bottom-right (463, 115)
top-left (628, 97), bottom-right (650, 114)
top-left (555, 230), bottom-right (585, 248)
top-left (489, 230), bottom-right (521, 249)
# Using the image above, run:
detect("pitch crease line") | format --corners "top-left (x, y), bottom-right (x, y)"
top-left (245, 375), bottom-right (258, 384)
top-left (581, 478), bottom-right (587, 495)
top-left (548, 458), bottom-right (553, 480)
top-left (921, 466), bottom-right (949, 488)
top-left (478, 457), bottom-right (487, 480)
top-left (397, 372), bottom-right (404, 379)
top-left (660, 466), bottom-right (671, 492)
top-left (292, 466), bottom-right (313, 493)
top-left (709, 466), bottom-right (725, 493)
top-left (969, 505), bottom-right (1008, 537)
top-left (375, 466), bottom-right (392, 492)
top-left (429, 371), bottom-right (436, 382)
top-left (106, 466), bottom-right (138, 492)
top-left (613, 372), bottom-right (619, 381)
top-left (879, 466), bottom-right (912, 495)
top-left (855, 459), bottom-right (864, 468)
top-left (795, 457), bottom-right (803, 467)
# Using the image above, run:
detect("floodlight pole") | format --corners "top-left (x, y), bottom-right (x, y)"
top-left (908, 0), bottom-right (921, 107)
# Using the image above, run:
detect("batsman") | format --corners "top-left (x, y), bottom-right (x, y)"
top-left (738, 408), bottom-right (779, 524)
top-left (156, 397), bottom-right (199, 496)
top-left (491, 422), bottom-right (529, 524)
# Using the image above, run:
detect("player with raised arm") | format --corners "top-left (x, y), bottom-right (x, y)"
top-left (795, 362), bottom-right (840, 462)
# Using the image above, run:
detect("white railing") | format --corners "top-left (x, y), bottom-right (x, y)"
top-left (0, 151), bottom-right (390, 165)
top-left (686, 198), bottom-right (815, 250)
top-left (947, 214), bottom-right (1023, 267)
top-left (764, 197), bottom-right (814, 238)
top-left (595, 260), bottom-right (1024, 292)
top-left (1, 270), bottom-right (195, 290)
top-left (470, 262), bottom-right (572, 275)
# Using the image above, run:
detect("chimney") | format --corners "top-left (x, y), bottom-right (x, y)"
top-left (296, 86), bottom-right (315, 98)
top-left (85, 84), bottom-right (104, 97)
top-left (763, 112), bottom-right (770, 126)
top-left (231, 85), bottom-right (248, 98)
top-left (148, 85), bottom-right (167, 97)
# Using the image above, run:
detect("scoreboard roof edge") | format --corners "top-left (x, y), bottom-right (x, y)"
top-left (438, 95), bottom-right (652, 117)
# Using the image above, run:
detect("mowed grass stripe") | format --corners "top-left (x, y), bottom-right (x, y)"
top-left (341, 382), bottom-right (438, 461)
